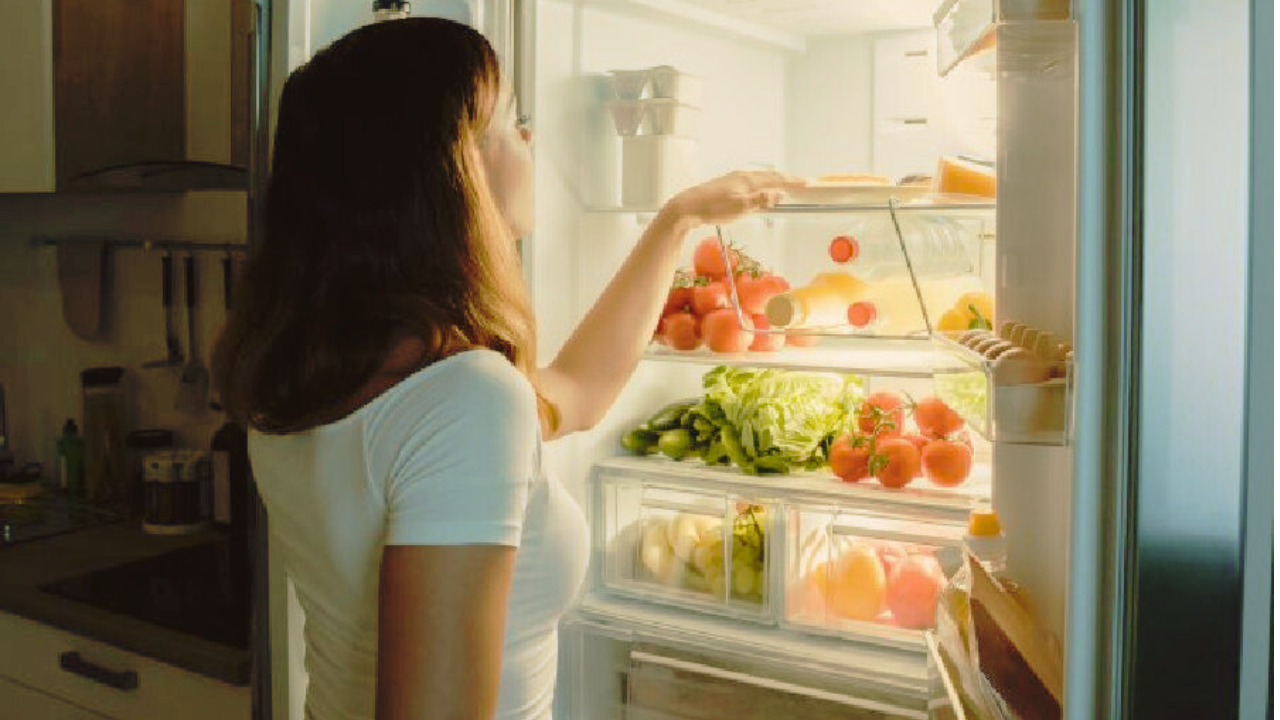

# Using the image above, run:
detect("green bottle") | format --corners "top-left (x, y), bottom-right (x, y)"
top-left (57, 419), bottom-right (85, 500)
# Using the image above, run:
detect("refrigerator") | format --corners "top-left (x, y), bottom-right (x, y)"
top-left (251, 1), bottom-right (1271, 719)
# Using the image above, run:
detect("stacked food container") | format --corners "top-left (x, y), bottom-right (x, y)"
top-left (605, 66), bottom-right (702, 208)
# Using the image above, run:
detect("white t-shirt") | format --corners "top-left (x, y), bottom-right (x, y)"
top-left (249, 349), bottom-right (589, 720)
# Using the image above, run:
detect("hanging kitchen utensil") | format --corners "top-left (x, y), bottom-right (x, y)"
top-left (175, 255), bottom-right (209, 414)
top-left (56, 240), bottom-right (110, 341)
top-left (210, 252), bottom-right (235, 412)
top-left (142, 252), bottom-right (184, 368)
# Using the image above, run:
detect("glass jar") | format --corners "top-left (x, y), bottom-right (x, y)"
top-left (81, 367), bottom-right (129, 509)
top-left (126, 430), bottom-right (176, 519)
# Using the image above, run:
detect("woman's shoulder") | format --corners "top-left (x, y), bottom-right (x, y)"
top-left (374, 348), bottom-right (537, 425)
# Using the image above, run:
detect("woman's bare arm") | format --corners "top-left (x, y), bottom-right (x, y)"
top-left (537, 170), bottom-right (803, 438)
top-left (377, 544), bottom-right (517, 720)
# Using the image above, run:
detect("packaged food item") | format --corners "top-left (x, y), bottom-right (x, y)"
top-left (936, 156), bottom-right (996, 198)
top-left (764, 271), bottom-right (869, 328)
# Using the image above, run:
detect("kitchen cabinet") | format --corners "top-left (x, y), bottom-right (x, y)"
top-left (0, 0), bottom-right (253, 192)
top-left (0, 611), bottom-right (249, 720)
top-left (0, 676), bottom-right (108, 720)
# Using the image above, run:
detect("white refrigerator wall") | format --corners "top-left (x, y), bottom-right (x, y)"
top-left (529, 1), bottom-right (794, 510)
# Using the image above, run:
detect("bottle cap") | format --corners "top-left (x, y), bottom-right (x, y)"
top-left (764, 293), bottom-right (801, 327)
top-left (968, 507), bottom-right (1002, 537)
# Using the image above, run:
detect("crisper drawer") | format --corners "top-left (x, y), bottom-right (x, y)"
top-left (596, 474), bottom-right (775, 624)
top-left (784, 506), bottom-right (964, 649)
top-left (557, 599), bottom-right (941, 720)
top-left (0, 612), bottom-right (248, 720)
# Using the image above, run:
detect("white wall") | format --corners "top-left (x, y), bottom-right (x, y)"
top-left (786, 36), bottom-right (875, 178)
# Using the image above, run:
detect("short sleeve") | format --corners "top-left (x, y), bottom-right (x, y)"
top-left (377, 352), bottom-right (540, 547)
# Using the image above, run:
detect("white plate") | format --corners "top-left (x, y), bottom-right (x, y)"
top-left (784, 183), bottom-right (933, 206)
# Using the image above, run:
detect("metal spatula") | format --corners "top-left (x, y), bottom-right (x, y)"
top-left (142, 252), bottom-right (184, 368)
top-left (175, 255), bottom-right (209, 414)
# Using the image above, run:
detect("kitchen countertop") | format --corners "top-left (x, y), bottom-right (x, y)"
top-left (0, 521), bottom-right (251, 686)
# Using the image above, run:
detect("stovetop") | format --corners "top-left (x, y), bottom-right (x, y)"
top-left (41, 538), bottom-right (252, 651)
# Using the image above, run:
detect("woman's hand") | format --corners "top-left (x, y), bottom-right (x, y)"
top-left (660, 170), bottom-right (807, 229)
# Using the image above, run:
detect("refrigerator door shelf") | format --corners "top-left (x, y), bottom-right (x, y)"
top-left (558, 595), bottom-right (940, 720)
top-left (597, 477), bottom-right (775, 624)
top-left (596, 454), bottom-right (990, 517)
top-left (583, 197), bottom-right (995, 218)
top-left (782, 505), bottom-right (965, 651)
top-left (931, 334), bottom-right (1073, 445)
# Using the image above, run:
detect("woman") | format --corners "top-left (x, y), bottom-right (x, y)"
top-left (214, 17), bottom-right (800, 720)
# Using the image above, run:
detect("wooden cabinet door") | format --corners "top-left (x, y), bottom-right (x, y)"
top-left (53, 0), bottom-right (185, 187)
top-left (0, 0), bottom-right (56, 191)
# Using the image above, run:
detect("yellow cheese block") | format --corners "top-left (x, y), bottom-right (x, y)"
top-left (936, 156), bottom-right (996, 198)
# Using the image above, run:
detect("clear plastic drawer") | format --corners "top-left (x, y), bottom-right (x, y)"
top-left (784, 505), bottom-right (964, 648)
top-left (597, 476), bottom-right (774, 623)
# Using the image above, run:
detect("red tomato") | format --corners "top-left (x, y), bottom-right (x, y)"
top-left (886, 554), bottom-right (945, 629)
top-left (921, 440), bottom-right (972, 487)
top-left (784, 331), bottom-right (820, 347)
top-left (759, 273), bottom-right (791, 295)
top-left (829, 434), bottom-right (871, 482)
top-left (872, 437), bottom-right (920, 489)
top-left (734, 274), bottom-right (779, 315)
top-left (663, 285), bottom-right (693, 315)
top-left (858, 392), bottom-right (906, 436)
top-left (913, 397), bottom-right (965, 438)
top-left (748, 314), bottom-right (785, 352)
top-left (653, 315), bottom-right (667, 344)
top-left (693, 237), bottom-right (738, 279)
top-left (829, 235), bottom-right (860, 264)
top-left (691, 282), bottom-right (730, 317)
top-left (847, 301), bottom-right (878, 328)
top-left (663, 312), bottom-right (701, 351)
top-left (903, 433), bottom-right (931, 476)
top-left (702, 309), bottom-right (753, 353)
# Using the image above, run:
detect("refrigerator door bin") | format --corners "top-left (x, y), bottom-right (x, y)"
top-left (784, 505), bottom-right (964, 650)
top-left (931, 334), bottom-right (1073, 445)
top-left (558, 597), bottom-right (939, 720)
top-left (597, 475), bottom-right (775, 623)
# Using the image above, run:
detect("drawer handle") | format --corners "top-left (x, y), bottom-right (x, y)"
top-left (904, 49), bottom-right (928, 57)
top-left (903, 117), bottom-right (929, 125)
top-left (59, 651), bottom-right (139, 691)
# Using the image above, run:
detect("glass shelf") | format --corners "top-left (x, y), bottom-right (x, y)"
top-left (586, 199), bottom-right (995, 218)
top-left (643, 340), bottom-right (970, 379)
top-left (596, 456), bottom-right (991, 514)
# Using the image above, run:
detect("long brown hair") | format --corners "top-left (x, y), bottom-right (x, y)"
top-left (214, 18), bottom-right (551, 434)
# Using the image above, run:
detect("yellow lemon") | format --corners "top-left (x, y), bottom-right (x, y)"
top-left (936, 307), bottom-right (969, 333)
top-left (956, 292), bottom-right (994, 324)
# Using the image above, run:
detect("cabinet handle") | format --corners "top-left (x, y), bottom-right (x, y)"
top-left (903, 118), bottom-right (929, 125)
top-left (904, 49), bottom-right (928, 57)
top-left (59, 651), bottom-right (139, 691)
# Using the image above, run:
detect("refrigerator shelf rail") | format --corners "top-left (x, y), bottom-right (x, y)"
top-left (931, 334), bottom-right (1073, 445)
top-left (642, 339), bottom-right (971, 379)
top-left (586, 198), bottom-right (996, 218)
top-left (595, 456), bottom-right (991, 515)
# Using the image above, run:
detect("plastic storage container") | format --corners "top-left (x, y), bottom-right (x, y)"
top-left (606, 99), bottom-right (645, 136)
top-left (640, 99), bottom-right (699, 136)
top-left (608, 69), bottom-right (651, 100)
top-left (80, 367), bottom-right (130, 508)
top-left (597, 475), bottom-right (774, 623)
top-left (784, 505), bottom-right (964, 648)
top-left (648, 66), bottom-right (702, 105)
top-left (621, 135), bottom-right (695, 208)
